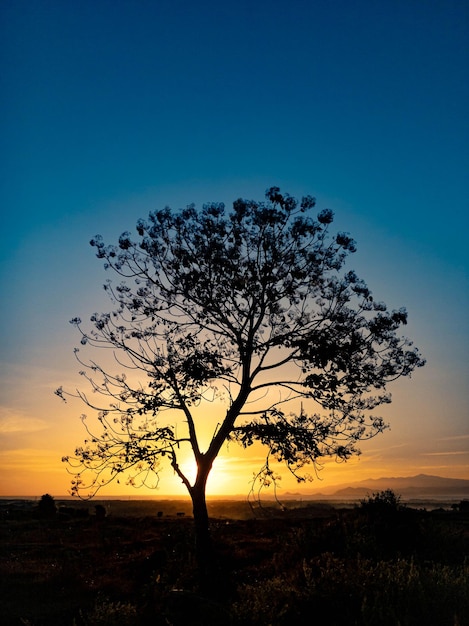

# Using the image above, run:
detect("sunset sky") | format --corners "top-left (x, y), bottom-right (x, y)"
top-left (1, 0), bottom-right (468, 498)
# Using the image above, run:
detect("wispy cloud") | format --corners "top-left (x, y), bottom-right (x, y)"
top-left (0, 409), bottom-right (49, 434)
top-left (421, 451), bottom-right (469, 457)
top-left (438, 434), bottom-right (469, 442)
top-left (0, 448), bottom-right (61, 472)
top-left (363, 442), bottom-right (411, 454)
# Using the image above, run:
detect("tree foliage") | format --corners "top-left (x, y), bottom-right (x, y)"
top-left (58, 187), bottom-right (424, 513)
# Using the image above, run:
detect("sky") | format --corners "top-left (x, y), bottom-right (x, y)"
top-left (0, 0), bottom-right (468, 498)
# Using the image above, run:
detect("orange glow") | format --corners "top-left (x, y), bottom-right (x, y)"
top-left (1, 370), bottom-right (468, 498)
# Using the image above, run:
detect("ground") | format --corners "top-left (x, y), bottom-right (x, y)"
top-left (1, 499), bottom-right (468, 625)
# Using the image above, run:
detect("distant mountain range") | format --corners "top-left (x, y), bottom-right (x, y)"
top-left (304, 474), bottom-right (469, 499)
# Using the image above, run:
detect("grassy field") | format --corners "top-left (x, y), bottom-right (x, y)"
top-left (1, 496), bottom-right (468, 625)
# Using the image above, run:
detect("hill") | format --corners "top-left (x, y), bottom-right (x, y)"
top-left (308, 474), bottom-right (469, 499)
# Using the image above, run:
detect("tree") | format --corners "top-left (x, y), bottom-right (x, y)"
top-left (57, 187), bottom-right (424, 562)
top-left (360, 489), bottom-right (402, 515)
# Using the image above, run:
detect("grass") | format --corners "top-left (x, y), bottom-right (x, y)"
top-left (1, 496), bottom-right (468, 625)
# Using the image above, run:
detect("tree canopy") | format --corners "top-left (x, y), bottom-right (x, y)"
top-left (58, 187), bottom-right (424, 545)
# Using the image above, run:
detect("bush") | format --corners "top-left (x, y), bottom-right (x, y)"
top-left (37, 493), bottom-right (57, 519)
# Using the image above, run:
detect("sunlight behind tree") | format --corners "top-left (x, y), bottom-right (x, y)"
top-left (58, 187), bottom-right (425, 562)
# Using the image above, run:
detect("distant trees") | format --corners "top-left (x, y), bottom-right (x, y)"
top-left (58, 187), bottom-right (424, 562)
top-left (360, 489), bottom-right (402, 513)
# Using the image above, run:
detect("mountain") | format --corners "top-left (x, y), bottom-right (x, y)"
top-left (309, 474), bottom-right (469, 499)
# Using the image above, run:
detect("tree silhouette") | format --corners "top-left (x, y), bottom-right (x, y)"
top-left (57, 187), bottom-right (424, 561)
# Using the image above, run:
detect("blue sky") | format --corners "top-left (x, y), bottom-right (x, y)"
top-left (1, 0), bottom-right (468, 495)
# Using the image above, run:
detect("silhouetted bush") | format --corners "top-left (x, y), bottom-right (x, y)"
top-left (95, 504), bottom-right (106, 520)
top-left (37, 493), bottom-right (57, 519)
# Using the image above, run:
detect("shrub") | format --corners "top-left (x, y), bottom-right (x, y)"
top-left (37, 493), bottom-right (57, 518)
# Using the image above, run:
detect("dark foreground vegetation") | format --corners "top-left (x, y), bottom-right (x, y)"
top-left (1, 494), bottom-right (468, 625)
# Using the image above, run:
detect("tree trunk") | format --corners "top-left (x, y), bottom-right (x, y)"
top-left (190, 458), bottom-right (214, 584)
top-left (191, 483), bottom-right (211, 559)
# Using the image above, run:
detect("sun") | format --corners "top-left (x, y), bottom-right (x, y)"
top-left (175, 455), bottom-right (244, 496)
top-left (206, 457), bottom-right (234, 495)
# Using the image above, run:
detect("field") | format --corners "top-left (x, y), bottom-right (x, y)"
top-left (1, 496), bottom-right (468, 625)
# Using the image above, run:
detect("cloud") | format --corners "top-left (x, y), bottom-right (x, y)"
top-left (438, 434), bottom-right (469, 442)
top-left (0, 447), bottom-right (62, 472)
top-left (421, 451), bottom-right (469, 457)
top-left (0, 409), bottom-right (49, 434)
